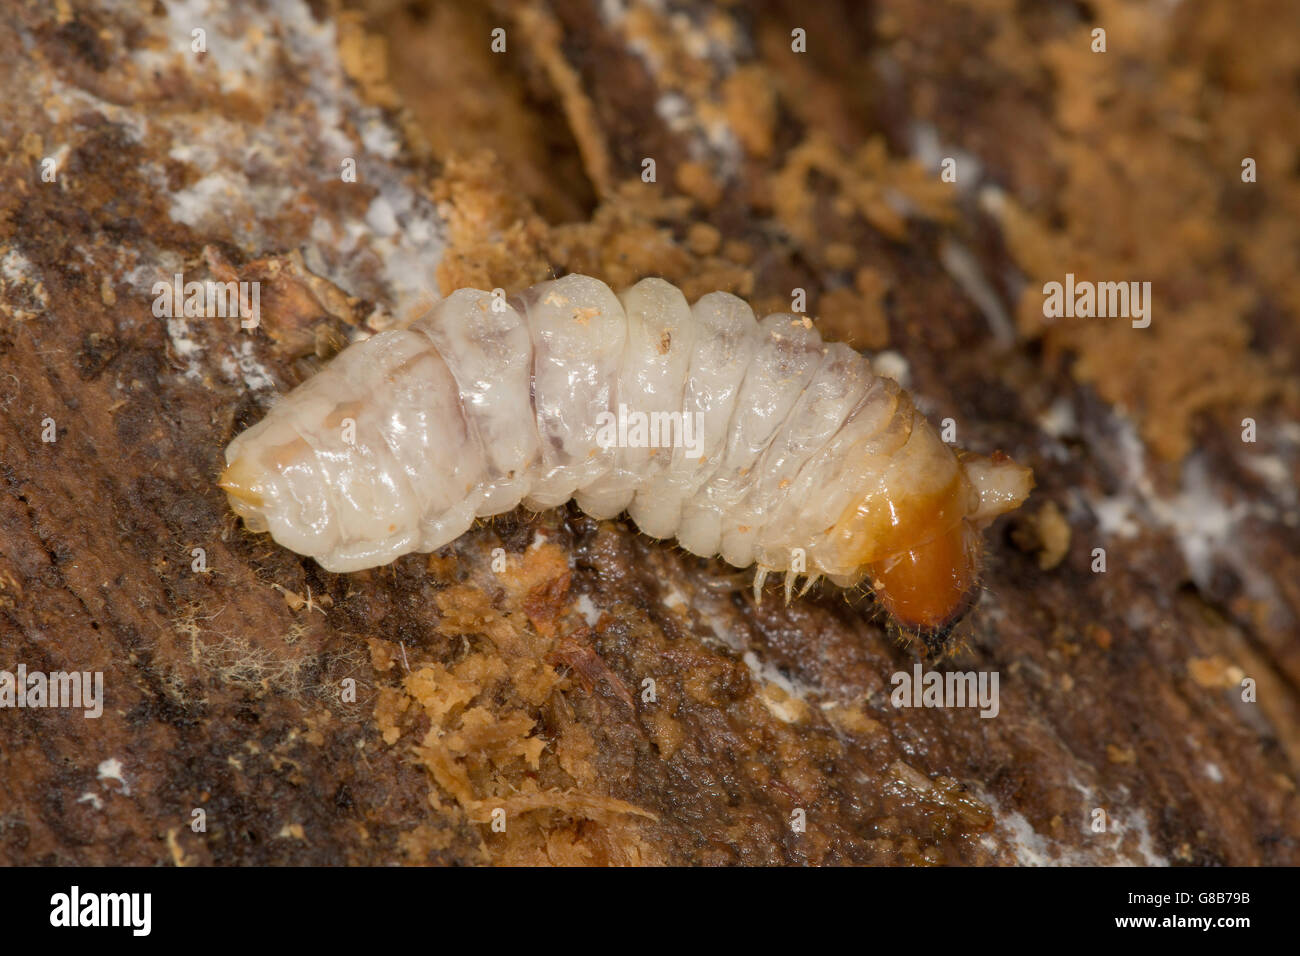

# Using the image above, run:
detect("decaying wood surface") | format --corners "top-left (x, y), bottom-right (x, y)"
top-left (1, 0), bottom-right (1297, 865)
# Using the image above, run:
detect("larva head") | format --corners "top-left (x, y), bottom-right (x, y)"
top-left (823, 448), bottom-right (1033, 641)
top-left (868, 520), bottom-right (982, 640)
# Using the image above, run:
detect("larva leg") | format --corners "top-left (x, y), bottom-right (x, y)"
top-left (960, 451), bottom-right (1035, 525)
top-left (750, 340), bottom-right (873, 571)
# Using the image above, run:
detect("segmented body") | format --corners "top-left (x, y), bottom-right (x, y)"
top-left (221, 274), bottom-right (1032, 632)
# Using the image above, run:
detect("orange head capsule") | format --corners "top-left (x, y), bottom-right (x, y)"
top-left (866, 521), bottom-right (982, 646)
top-left (819, 445), bottom-right (1033, 648)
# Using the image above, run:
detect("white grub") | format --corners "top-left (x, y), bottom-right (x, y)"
top-left (220, 275), bottom-right (1032, 617)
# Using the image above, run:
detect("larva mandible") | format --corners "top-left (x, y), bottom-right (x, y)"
top-left (220, 274), bottom-right (1033, 637)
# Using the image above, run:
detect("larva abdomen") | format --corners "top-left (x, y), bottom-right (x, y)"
top-left (222, 274), bottom-right (1033, 634)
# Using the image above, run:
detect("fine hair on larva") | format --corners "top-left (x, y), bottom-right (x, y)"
top-left (221, 274), bottom-right (1033, 638)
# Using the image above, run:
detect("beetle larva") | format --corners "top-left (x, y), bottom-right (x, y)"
top-left (220, 274), bottom-right (1032, 637)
